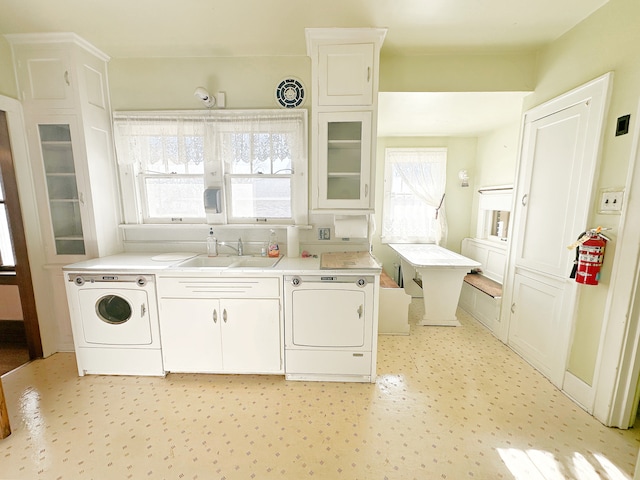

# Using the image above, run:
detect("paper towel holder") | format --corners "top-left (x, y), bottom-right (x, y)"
top-left (334, 214), bottom-right (369, 239)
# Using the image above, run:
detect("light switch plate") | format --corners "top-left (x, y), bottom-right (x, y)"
top-left (599, 188), bottom-right (624, 213)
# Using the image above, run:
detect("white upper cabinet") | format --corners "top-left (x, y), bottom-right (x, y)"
top-left (7, 33), bottom-right (121, 263)
top-left (9, 33), bottom-right (111, 114)
top-left (12, 45), bottom-right (75, 109)
top-left (317, 111), bottom-right (372, 209)
top-left (306, 28), bottom-right (386, 212)
top-left (318, 43), bottom-right (375, 106)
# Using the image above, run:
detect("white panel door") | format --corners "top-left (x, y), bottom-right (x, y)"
top-left (159, 298), bottom-right (223, 372)
top-left (318, 43), bottom-right (374, 106)
top-left (508, 272), bottom-right (569, 384)
top-left (508, 103), bottom-right (588, 388)
top-left (505, 74), bottom-right (611, 389)
top-left (221, 299), bottom-right (282, 373)
top-left (514, 102), bottom-right (589, 277)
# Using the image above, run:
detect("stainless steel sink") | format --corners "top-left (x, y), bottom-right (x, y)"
top-left (174, 254), bottom-right (281, 269)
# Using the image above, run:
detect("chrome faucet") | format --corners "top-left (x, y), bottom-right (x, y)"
top-left (218, 238), bottom-right (244, 256)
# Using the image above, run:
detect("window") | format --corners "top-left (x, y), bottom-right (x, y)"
top-left (113, 110), bottom-right (307, 225)
top-left (476, 187), bottom-right (512, 242)
top-left (0, 166), bottom-right (15, 268)
top-left (213, 112), bottom-right (304, 223)
top-left (381, 148), bottom-right (447, 244)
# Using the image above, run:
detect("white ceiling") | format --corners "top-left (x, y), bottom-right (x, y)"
top-left (0, 0), bottom-right (607, 135)
top-left (0, 0), bottom-right (608, 57)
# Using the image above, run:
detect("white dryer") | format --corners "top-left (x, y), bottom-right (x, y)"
top-left (65, 273), bottom-right (164, 376)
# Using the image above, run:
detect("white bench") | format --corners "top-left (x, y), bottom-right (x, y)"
top-left (378, 271), bottom-right (411, 335)
top-left (458, 238), bottom-right (506, 332)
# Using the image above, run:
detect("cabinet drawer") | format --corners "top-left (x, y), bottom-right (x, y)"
top-left (158, 277), bottom-right (280, 298)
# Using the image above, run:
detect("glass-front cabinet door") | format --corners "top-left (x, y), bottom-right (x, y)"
top-left (37, 122), bottom-right (86, 257)
top-left (317, 111), bottom-right (372, 210)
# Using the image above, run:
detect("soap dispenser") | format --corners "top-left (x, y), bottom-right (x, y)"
top-left (267, 229), bottom-right (280, 258)
top-left (206, 227), bottom-right (217, 257)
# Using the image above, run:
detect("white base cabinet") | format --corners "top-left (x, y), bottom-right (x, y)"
top-left (157, 277), bottom-right (283, 374)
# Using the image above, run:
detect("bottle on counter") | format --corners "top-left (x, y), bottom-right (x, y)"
top-left (267, 229), bottom-right (280, 258)
top-left (206, 227), bottom-right (217, 256)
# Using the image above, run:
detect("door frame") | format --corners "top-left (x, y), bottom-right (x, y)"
top-left (593, 98), bottom-right (640, 427)
top-left (0, 108), bottom-right (42, 358)
top-left (0, 95), bottom-right (55, 357)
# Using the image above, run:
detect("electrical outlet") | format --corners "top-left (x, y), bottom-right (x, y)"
top-left (318, 228), bottom-right (330, 240)
top-left (599, 189), bottom-right (624, 213)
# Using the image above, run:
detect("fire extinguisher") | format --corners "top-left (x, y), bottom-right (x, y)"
top-left (569, 227), bottom-right (610, 285)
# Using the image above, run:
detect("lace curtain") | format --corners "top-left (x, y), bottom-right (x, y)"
top-left (113, 110), bottom-right (305, 174)
top-left (113, 113), bottom-right (209, 172)
top-left (383, 148), bottom-right (448, 245)
top-left (208, 110), bottom-right (305, 176)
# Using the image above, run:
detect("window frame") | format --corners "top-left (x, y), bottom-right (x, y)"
top-left (113, 110), bottom-right (308, 226)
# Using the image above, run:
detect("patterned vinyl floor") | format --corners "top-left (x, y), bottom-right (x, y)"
top-left (1, 301), bottom-right (639, 479)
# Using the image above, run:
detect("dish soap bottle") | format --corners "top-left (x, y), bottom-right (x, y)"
top-left (206, 227), bottom-right (217, 256)
top-left (267, 229), bottom-right (280, 258)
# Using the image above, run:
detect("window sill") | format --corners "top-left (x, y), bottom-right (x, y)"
top-left (120, 223), bottom-right (312, 245)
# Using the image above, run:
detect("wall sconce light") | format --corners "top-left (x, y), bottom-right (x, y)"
top-left (458, 169), bottom-right (470, 187)
top-left (194, 86), bottom-right (216, 108)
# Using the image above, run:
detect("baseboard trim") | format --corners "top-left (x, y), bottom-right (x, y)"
top-left (563, 371), bottom-right (594, 414)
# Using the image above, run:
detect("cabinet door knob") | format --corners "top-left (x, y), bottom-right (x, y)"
top-left (511, 303), bottom-right (516, 314)
top-left (64, 70), bottom-right (70, 86)
top-left (213, 309), bottom-right (218, 323)
top-left (364, 184), bottom-right (369, 198)
top-left (367, 66), bottom-right (371, 82)
top-left (521, 194), bottom-right (528, 207)
top-left (223, 308), bottom-right (228, 323)
top-left (141, 303), bottom-right (146, 318)
top-left (357, 304), bottom-right (363, 319)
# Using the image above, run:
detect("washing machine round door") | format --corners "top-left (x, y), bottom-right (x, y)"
top-left (96, 295), bottom-right (132, 325)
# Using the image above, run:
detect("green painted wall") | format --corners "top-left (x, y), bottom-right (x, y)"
top-left (109, 56), bottom-right (310, 111)
top-left (0, 37), bottom-right (17, 98)
top-left (380, 52), bottom-right (537, 93)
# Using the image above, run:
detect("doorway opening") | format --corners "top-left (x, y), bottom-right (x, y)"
top-left (0, 109), bottom-right (42, 375)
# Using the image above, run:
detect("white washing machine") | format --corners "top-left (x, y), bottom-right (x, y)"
top-left (65, 272), bottom-right (164, 376)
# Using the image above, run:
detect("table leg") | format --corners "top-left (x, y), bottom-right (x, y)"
top-left (416, 267), bottom-right (467, 326)
top-left (0, 378), bottom-right (10, 439)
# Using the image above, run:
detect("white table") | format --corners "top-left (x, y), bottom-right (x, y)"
top-left (389, 244), bottom-right (481, 326)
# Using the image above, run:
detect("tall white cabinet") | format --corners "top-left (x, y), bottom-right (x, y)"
top-left (306, 28), bottom-right (386, 213)
top-left (7, 33), bottom-right (122, 351)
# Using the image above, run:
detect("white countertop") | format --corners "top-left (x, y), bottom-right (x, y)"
top-left (63, 252), bottom-right (382, 275)
top-left (389, 243), bottom-right (481, 269)
top-left (62, 252), bottom-right (199, 271)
